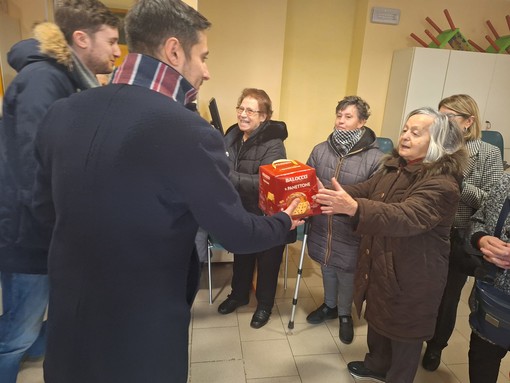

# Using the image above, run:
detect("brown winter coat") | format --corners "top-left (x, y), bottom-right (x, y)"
top-left (344, 149), bottom-right (466, 342)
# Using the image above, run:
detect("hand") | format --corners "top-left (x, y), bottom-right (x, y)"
top-left (315, 177), bottom-right (358, 216)
top-left (283, 198), bottom-right (305, 230)
top-left (479, 235), bottom-right (510, 269)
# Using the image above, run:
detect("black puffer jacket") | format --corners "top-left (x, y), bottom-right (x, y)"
top-left (224, 120), bottom-right (287, 215)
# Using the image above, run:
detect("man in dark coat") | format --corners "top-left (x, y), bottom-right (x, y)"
top-left (0, 2), bottom-right (120, 382)
top-left (33, 1), bottom-right (300, 382)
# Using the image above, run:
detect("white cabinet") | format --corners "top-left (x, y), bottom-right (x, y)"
top-left (381, 47), bottom-right (510, 159)
top-left (381, 48), bottom-right (449, 144)
top-left (484, 56), bottom-right (510, 160)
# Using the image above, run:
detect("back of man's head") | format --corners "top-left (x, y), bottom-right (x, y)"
top-left (55, 0), bottom-right (120, 45)
top-left (125, 0), bottom-right (211, 58)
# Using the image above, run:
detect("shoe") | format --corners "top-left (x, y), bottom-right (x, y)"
top-left (306, 303), bottom-right (338, 324)
top-left (250, 309), bottom-right (271, 329)
top-left (217, 296), bottom-right (248, 315)
top-left (422, 346), bottom-right (442, 371)
top-left (347, 361), bottom-right (386, 382)
top-left (339, 315), bottom-right (354, 344)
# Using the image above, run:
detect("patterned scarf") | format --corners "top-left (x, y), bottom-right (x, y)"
top-left (331, 127), bottom-right (364, 156)
top-left (112, 53), bottom-right (198, 105)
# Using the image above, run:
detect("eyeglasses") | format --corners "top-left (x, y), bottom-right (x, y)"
top-left (445, 113), bottom-right (467, 120)
top-left (236, 106), bottom-right (261, 117)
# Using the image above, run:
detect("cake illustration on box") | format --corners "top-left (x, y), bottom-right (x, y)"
top-left (259, 160), bottom-right (321, 219)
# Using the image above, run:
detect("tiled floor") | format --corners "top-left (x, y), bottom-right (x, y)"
top-left (14, 241), bottom-right (510, 382)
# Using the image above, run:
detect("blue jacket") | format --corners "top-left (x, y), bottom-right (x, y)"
top-left (0, 23), bottom-right (89, 273)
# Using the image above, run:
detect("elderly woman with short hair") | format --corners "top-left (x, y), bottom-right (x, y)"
top-left (315, 107), bottom-right (468, 383)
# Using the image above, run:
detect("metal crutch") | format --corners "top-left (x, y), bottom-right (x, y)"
top-left (288, 219), bottom-right (311, 330)
top-left (283, 244), bottom-right (289, 290)
top-left (207, 238), bottom-right (213, 305)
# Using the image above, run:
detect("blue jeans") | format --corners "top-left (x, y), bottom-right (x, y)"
top-left (0, 272), bottom-right (49, 383)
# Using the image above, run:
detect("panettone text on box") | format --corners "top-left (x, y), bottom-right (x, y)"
top-left (259, 160), bottom-right (321, 219)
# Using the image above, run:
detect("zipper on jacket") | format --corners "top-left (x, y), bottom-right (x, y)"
top-left (323, 157), bottom-right (345, 266)
top-left (234, 139), bottom-right (244, 170)
top-left (324, 215), bottom-right (333, 266)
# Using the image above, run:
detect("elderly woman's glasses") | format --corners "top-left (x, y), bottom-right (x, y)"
top-left (236, 106), bottom-right (261, 117)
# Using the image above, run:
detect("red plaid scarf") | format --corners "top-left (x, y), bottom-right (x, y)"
top-left (112, 53), bottom-right (198, 105)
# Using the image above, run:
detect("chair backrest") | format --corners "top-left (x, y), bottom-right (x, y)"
top-left (481, 130), bottom-right (504, 161)
top-left (375, 137), bottom-right (394, 154)
top-left (209, 97), bottom-right (224, 135)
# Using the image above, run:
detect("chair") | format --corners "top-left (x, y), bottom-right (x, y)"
top-left (481, 130), bottom-right (505, 164)
top-left (375, 137), bottom-right (394, 154)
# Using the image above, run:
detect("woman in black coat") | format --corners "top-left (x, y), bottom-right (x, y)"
top-left (217, 88), bottom-right (290, 329)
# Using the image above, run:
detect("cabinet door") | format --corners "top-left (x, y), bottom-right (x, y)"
top-left (483, 54), bottom-right (510, 159)
top-left (381, 48), bottom-right (449, 143)
top-left (443, 50), bottom-right (497, 120)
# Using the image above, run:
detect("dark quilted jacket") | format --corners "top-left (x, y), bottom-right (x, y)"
top-left (345, 150), bottom-right (466, 342)
top-left (224, 120), bottom-right (287, 215)
top-left (306, 127), bottom-right (383, 271)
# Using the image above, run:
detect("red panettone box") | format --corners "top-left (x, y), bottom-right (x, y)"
top-left (259, 160), bottom-right (321, 219)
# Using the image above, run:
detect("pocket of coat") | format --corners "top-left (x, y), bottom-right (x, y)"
top-left (0, 189), bottom-right (21, 246)
top-left (0, 207), bottom-right (20, 245)
top-left (14, 189), bottom-right (38, 247)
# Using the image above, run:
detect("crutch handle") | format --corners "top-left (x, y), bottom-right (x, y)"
top-left (302, 218), bottom-right (312, 235)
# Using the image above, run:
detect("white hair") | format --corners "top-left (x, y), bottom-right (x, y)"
top-left (404, 107), bottom-right (464, 163)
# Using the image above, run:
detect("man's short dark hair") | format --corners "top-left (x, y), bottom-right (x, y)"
top-left (55, 0), bottom-right (120, 44)
top-left (125, 0), bottom-right (211, 58)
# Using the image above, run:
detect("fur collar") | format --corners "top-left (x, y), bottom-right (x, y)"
top-left (33, 22), bottom-right (73, 69)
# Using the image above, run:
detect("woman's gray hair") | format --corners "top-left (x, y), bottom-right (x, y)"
top-left (404, 107), bottom-right (465, 163)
